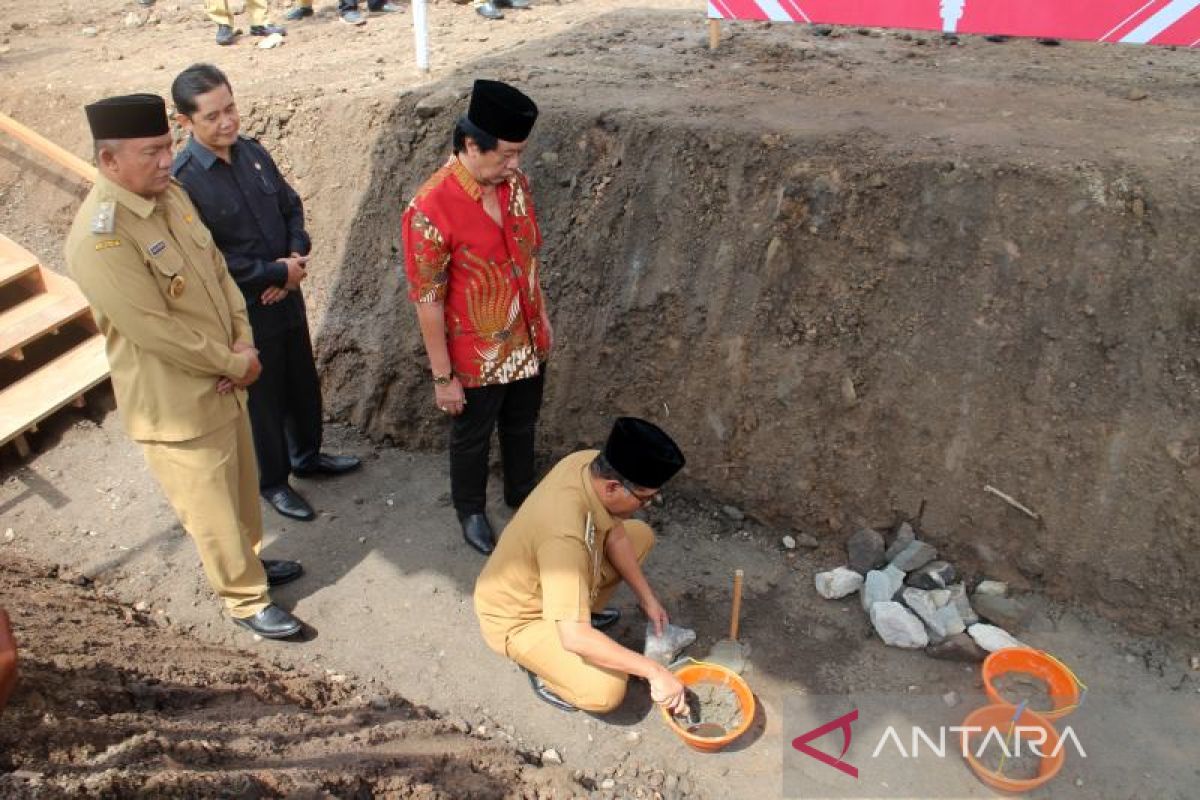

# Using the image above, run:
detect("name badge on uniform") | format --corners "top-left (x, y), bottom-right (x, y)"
top-left (167, 275), bottom-right (186, 298)
top-left (148, 240), bottom-right (167, 257)
top-left (90, 201), bottom-right (115, 234)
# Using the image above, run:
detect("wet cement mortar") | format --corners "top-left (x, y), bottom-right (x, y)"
top-left (683, 683), bottom-right (743, 737)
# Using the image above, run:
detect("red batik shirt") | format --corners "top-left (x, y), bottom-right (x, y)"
top-left (402, 157), bottom-right (550, 388)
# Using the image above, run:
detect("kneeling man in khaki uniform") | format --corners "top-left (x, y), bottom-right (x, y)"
top-left (475, 417), bottom-right (689, 714)
top-left (66, 94), bottom-right (308, 639)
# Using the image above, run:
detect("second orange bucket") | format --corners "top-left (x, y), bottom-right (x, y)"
top-left (961, 704), bottom-right (1066, 793)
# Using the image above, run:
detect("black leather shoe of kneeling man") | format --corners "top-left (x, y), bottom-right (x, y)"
top-left (590, 607), bottom-right (620, 631)
top-left (263, 485), bottom-right (315, 521)
top-left (293, 453), bottom-right (362, 478)
top-left (523, 667), bottom-right (577, 712)
top-left (261, 559), bottom-right (304, 587)
top-left (234, 604), bottom-right (303, 639)
top-left (460, 513), bottom-right (495, 556)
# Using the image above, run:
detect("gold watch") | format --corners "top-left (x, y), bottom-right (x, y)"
top-left (433, 372), bottom-right (454, 386)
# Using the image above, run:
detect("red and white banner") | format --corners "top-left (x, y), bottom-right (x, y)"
top-left (706, 0), bottom-right (1200, 47)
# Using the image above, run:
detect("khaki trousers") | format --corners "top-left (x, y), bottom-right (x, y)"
top-left (141, 412), bottom-right (270, 618)
top-left (504, 520), bottom-right (656, 713)
top-left (206, 0), bottom-right (270, 26)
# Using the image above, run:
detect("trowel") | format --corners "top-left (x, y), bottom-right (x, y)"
top-left (705, 568), bottom-right (748, 673)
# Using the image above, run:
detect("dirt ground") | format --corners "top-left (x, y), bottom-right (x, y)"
top-left (2, 0), bottom-right (1200, 797)
top-left (2, 414), bottom-right (1197, 798)
top-left (0, 553), bottom-right (613, 799)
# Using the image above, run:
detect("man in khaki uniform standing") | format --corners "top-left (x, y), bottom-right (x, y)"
top-left (474, 417), bottom-right (689, 715)
top-left (66, 93), bottom-right (307, 639)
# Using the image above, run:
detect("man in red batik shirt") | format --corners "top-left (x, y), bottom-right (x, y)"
top-left (402, 79), bottom-right (552, 556)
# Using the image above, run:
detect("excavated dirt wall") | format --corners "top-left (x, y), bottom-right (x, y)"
top-left (312, 88), bottom-right (1199, 640)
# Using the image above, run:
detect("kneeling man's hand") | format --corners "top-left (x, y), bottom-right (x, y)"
top-left (640, 594), bottom-right (669, 637)
top-left (649, 665), bottom-right (687, 716)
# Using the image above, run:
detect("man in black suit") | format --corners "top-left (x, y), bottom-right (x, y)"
top-left (171, 63), bottom-right (360, 522)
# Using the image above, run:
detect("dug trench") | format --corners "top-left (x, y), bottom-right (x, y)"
top-left (313, 69), bottom-right (1200, 643)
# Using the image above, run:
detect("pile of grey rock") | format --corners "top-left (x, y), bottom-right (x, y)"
top-left (814, 523), bottom-right (1030, 662)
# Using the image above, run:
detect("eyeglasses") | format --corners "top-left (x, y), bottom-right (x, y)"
top-left (621, 482), bottom-right (661, 507)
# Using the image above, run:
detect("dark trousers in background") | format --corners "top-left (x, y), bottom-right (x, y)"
top-left (247, 324), bottom-right (324, 493)
top-left (450, 370), bottom-right (545, 517)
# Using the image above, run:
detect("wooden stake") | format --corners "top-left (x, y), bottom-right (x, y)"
top-left (983, 484), bottom-right (1040, 521)
top-left (729, 568), bottom-right (744, 640)
top-left (13, 435), bottom-right (30, 459)
top-left (709, 19), bottom-right (721, 51)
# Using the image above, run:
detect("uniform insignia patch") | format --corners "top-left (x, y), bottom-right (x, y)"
top-left (90, 201), bottom-right (116, 234)
top-left (94, 239), bottom-right (122, 251)
top-left (148, 240), bottom-right (167, 257)
top-left (184, 213), bottom-right (194, 224)
top-left (167, 275), bottom-right (186, 298)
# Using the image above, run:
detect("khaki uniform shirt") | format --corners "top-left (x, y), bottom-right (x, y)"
top-left (65, 175), bottom-right (254, 443)
top-left (474, 450), bottom-right (616, 648)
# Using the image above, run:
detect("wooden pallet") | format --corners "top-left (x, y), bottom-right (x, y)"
top-left (0, 234), bottom-right (109, 458)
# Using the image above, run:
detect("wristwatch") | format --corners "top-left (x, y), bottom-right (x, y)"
top-left (433, 372), bottom-right (454, 386)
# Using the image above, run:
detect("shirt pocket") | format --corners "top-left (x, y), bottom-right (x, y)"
top-left (145, 241), bottom-right (189, 305)
top-left (189, 219), bottom-right (214, 251)
top-left (255, 169), bottom-right (279, 196)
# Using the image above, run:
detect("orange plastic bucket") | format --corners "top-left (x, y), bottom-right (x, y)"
top-left (961, 704), bottom-right (1066, 793)
top-left (659, 661), bottom-right (755, 752)
top-left (982, 647), bottom-right (1081, 721)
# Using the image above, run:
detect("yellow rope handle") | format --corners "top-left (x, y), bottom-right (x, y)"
top-left (1036, 649), bottom-right (1088, 711)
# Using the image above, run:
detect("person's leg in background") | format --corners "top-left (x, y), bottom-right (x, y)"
top-left (450, 383), bottom-right (504, 554)
top-left (285, 0), bottom-right (314, 21)
top-left (497, 369), bottom-right (544, 510)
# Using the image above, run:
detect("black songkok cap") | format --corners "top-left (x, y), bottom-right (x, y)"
top-left (467, 79), bottom-right (538, 143)
top-left (603, 417), bottom-right (686, 490)
top-left (85, 94), bottom-right (169, 140)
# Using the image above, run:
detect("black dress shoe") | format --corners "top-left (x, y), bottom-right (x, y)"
top-left (215, 23), bottom-right (236, 45)
top-left (233, 604), bottom-right (303, 638)
top-left (523, 667), bottom-right (576, 712)
top-left (459, 513), bottom-right (495, 555)
top-left (293, 453), bottom-right (362, 478)
top-left (262, 559), bottom-right (304, 587)
top-left (263, 486), bottom-right (315, 521)
top-left (590, 607), bottom-right (620, 631)
top-left (494, 0), bottom-right (531, 7)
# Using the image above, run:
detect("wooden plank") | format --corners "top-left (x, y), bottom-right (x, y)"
top-left (0, 334), bottom-right (109, 446)
top-left (0, 113), bottom-right (97, 183)
top-left (0, 291), bottom-right (91, 359)
top-left (0, 235), bottom-right (40, 290)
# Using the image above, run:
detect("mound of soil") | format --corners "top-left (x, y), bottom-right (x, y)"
top-left (0, 556), bottom-right (575, 799)
top-left (310, 24), bottom-right (1200, 640)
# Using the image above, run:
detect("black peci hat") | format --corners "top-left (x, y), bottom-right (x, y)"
top-left (85, 94), bottom-right (169, 140)
top-left (467, 79), bottom-right (538, 143)
top-left (603, 417), bottom-right (686, 490)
